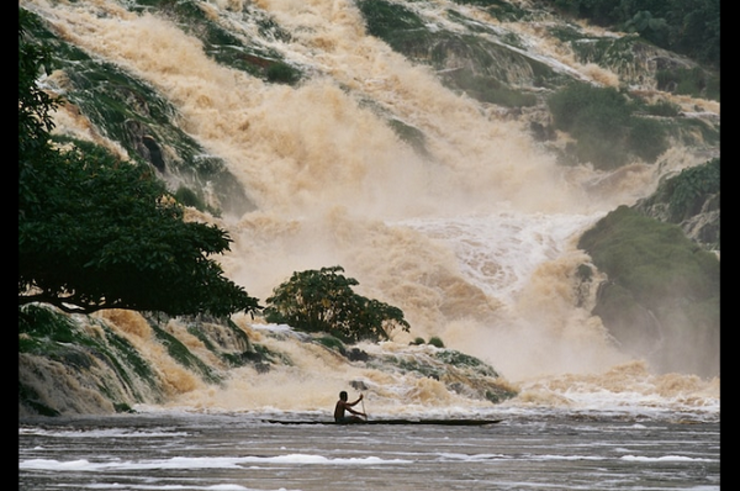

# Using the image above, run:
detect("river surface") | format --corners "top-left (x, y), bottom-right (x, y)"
top-left (19, 409), bottom-right (719, 491)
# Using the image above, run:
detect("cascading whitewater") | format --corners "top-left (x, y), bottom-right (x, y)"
top-left (19, 0), bottom-right (718, 416)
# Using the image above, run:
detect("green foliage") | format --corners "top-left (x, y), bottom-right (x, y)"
top-left (549, 83), bottom-right (630, 131)
top-left (623, 10), bottom-right (669, 47)
top-left (264, 266), bottom-right (411, 343)
top-left (576, 263), bottom-right (593, 281)
top-left (569, 30), bottom-right (638, 67)
top-left (627, 117), bottom-right (668, 163)
top-left (579, 206), bottom-right (718, 301)
top-left (18, 11), bottom-right (259, 318)
top-left (548, 83), bottom-right (669, 168)
top-left (442, 69), bottom-right (538, 107)
top-left (434, 350), bottom-right (499, 378)
top-left (174, 186), bottom-right (205, 210)
top-left (648, 158), bottom-right (720, 224)
top-left (667, 159), bottom-right (720, 223)
top-left (577, 205), bottom-right (719, 374)
top-left (18, 11), bottom-right (56, 131)
top-left (409, 336), bottom-right (447, 349)
top-left (18, 143), bottom-right (259, 317)
top-left (545, 0), bottom-right (719, 67)
top-left (656, 67), bottom-right (719, 101)
top-left (428, 336), bottom-right (445, 349)
top-left (18, 10), bottom-right (60, 197)
top-left (548, 83), bottom-right (629, 168)
top-left (634, 158), bottom-right (720, 247)
top-left (644, 99), bottom-right (681, 117)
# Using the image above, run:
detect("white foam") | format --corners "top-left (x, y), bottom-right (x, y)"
top-left (620, 455), bottom-right (715, 463)
top-left (84, 484), bottom-right (296, 491)
top-left (19, 453), bottom-right (412, 472)
top-left (18, 427), bottom-right (188, 439)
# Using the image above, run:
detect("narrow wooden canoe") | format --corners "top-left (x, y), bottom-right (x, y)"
top-left (263, 418), bottom-right (502, 426)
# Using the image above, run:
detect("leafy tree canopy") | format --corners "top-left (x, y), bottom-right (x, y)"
top-left (263, 266), bottom-right (411, 343)
top-left (18, 9), bottom-right (259, 318)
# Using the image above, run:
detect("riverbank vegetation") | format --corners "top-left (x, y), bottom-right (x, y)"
top-left (544, 0), bottom-right (719, 68)
top-left (19, 10), bottom-right (260, 318)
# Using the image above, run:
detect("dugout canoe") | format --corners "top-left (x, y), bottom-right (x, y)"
top-left (262, 418), bottom-right (502, 426)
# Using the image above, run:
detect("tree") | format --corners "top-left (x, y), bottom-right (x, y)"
top-left (18, 10), bottom-right (259, 318)
top-left (263, 266), bottom-right (410, 343)
top-left (548, 0), bottom-right (719, 67)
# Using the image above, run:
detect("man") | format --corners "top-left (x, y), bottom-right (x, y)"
top-left (334, 391), bottom-right (366, 424)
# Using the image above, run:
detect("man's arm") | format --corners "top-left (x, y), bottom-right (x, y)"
top-left (347, 394), bottom-right (364, 407)
top-left (346, 405), bottom-right (365, 417)
top-left (346, 394), bottom-right (365, 416)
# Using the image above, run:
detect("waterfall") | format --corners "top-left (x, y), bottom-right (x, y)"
top-left (19, 0), bottom-right (719, 417)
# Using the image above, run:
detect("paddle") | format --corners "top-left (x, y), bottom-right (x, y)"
top-left (361, 392), bottom-right (368, 422)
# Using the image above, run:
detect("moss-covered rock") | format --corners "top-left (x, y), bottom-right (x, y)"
top-left (356, 0), bottom-right (558, 106)
top-left (25, 15), bottom-right (256, 218)
top-left (371, 347), bottom-right (516, 403)
top-left (634, 158), bottom-right (719, 251)
top-left (578, 205), bottom-right (719, 376)
top-left (19, 305), bottom-right (165, 416)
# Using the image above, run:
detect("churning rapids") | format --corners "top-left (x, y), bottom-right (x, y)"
top-left (20, 0), bottom-right (719, 489)
top-left (18, 413), bottom-right (720, 491)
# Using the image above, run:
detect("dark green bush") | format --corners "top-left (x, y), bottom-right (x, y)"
top-left (645, 99), bottom-right (681, 117)
top-left (546, 0), bottom-right (719, 68)
top-left (627, 117), bottom-right (668, 163)
top-left (428, 336), bottom-right (445, 348)
top-left (264, 266), bottom-right (410, 343)
top-left (548, 83), bottom-right (670, 168)
top-left (174, 186), bottom-right (204, 209)
top-left (666, 158), bottom-right (720, 222)
top-left (656, 67), bottom-right (718, 100)
top-left (549, 83), bottom-right (631, 132)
